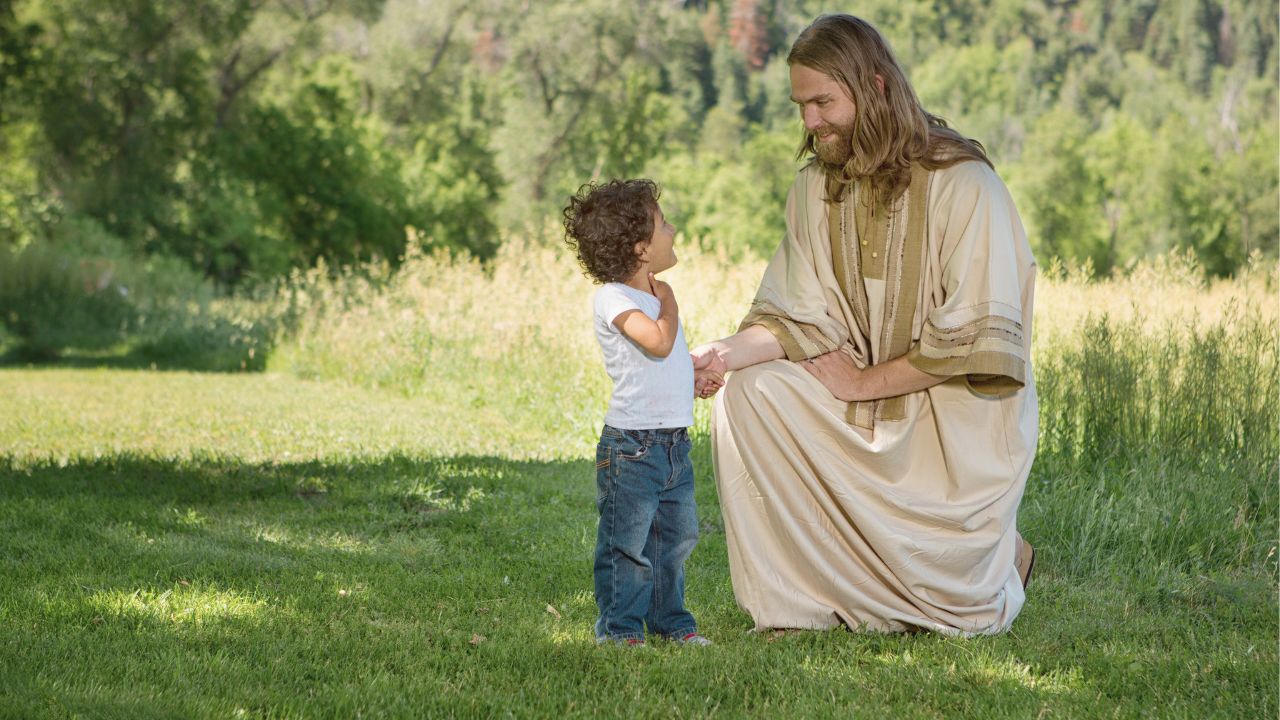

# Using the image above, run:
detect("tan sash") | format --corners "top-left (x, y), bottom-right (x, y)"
top-left (828, 164), bottom-right (931, 429)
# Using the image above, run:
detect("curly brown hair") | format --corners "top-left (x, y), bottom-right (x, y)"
top-left (562, 179), bottom-right (660, 284)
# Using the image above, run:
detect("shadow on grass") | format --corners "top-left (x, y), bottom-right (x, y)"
top-left (0, 451), bottom-right (585, 519)
top-left (0, 343), bottom-right (269, 373)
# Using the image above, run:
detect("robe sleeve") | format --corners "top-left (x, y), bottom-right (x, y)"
top-left (907, 162), bottom-right (1029, 397)
top-left (738, 168), bottom-right (848, 361)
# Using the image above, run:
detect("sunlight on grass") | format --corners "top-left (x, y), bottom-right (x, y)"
top-left (543, 591), bottom-right (597, 646)
top-left (802, 646), bottom-right (1084, 695)
top-left (543, 625), bottom-right (590, 646)
top-left (237, 519), bottom-right (441, 560)
top-left (951, 657), bottom-right (1083, 694)
top-left (85, 587), bottom-right (267, 625)
top-left (402, 481), bottom-right (487, 514)
top-left (249, 524), bottom-right (371, 554)
top-left (171, 506), bottom-right (207, 528)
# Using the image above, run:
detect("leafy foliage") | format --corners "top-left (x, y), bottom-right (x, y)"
top-left (0, 0), bottom-right (1273, 288)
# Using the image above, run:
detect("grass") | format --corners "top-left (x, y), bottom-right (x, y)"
top-left (1, 370), bottom-right (1274, 718)
top-left (0, 248), bottom-right (1276, 717)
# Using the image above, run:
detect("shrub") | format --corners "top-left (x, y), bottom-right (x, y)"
top-left (0, 218), bottom-right (141, 358)
top-left (0, 215), bottom-right (277, 369)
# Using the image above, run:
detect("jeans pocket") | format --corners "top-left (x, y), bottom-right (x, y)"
top-left (615, 431), bottom-right (649, 461)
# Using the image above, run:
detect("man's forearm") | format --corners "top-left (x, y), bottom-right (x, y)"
top-left (853, 354), bottom-right (946, 401)
top-left (707, 324), bottom-right (786, 372)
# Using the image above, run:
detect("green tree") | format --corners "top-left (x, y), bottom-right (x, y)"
top-left (1009, 107), bottom-right (1111, 272)
top-left (401, 74), bottom-right (504, 259)
top-left (487, 0), bottom-right (682, 224)
top-left (202, 56), bottom-right (409, 280)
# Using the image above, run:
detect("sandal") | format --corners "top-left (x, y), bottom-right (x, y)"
top-left (1015, 533), bottom-right (1036, 589)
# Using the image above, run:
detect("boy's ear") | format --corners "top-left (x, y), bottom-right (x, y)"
top-left (634, 240), bottom-right (649, 261)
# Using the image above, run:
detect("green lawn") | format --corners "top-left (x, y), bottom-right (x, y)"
top-left (1, 368), bottom-right (1274, 718)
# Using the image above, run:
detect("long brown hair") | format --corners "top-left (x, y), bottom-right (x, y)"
top-left (787, 14), bottom-right (991, 204)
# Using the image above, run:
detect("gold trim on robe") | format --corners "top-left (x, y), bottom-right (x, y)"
top-left (906, 302), bottom-right (1026, 397)
top-left (831, 164), bottom-right (932, 427)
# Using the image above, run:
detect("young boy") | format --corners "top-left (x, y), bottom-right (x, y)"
top-left (562, 179), bottom-right (720, 647)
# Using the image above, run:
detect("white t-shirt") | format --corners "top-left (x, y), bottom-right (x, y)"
top-left (593, 282), bottom-right (694, 430)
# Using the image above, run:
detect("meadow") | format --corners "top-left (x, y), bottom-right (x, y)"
top-left (0, 245), bottom-right (1276, 718)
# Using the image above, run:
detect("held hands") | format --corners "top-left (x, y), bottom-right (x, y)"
top-left (694, 366), bottom-right (724, 399)
top-left (692, 345), bottom-right (727, 399)
top-left (687, 341), bottom-right (873, 402)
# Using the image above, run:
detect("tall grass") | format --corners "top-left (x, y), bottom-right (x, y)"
top-left (1031, 307), bottom-right (1277, 576)
top-left (268, 241), bottom-right (761, 452)
top-left (269, 244), bottom-right (1276, 449)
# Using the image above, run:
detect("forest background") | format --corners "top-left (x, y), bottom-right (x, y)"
top-left (0, 0), bottom-right (1276, 346)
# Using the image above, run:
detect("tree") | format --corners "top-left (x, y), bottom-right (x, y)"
top-left (487, 0), bottom-right (681, 224)
top-left (1009, 107), bottom-right (1111, 272)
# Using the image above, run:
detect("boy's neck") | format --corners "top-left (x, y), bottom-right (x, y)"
top-left (621, 263), bottom-right (654, 294)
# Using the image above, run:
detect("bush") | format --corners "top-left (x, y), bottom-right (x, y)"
top-left (0, 218), bottom-right (141, 357)
top-left (0, 215), bottom-right (277, 369)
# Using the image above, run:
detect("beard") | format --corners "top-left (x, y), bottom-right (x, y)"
top-left (811, 120), bottom-right (854, 170)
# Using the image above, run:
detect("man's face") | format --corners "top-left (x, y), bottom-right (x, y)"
top-left (789, 63), bottom-right (857, 168)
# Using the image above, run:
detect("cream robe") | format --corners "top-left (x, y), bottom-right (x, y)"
top-left (713, 160), bottom-right (1038, 635)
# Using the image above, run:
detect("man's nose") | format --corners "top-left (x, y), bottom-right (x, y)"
top-left (801, 106), bottom-right (822, 131)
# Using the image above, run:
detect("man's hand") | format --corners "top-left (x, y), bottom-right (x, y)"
top-left (691, 344), bottom-right (727, 376)
top-left (802, 351), bottom-right (949, 402)
top-left (799, 350), bottom-right (865, 402)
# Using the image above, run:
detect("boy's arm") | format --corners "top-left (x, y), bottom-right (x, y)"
top-left (613, 273), bottom-right (679, 358)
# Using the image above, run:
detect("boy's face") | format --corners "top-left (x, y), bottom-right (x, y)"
top-left (637, 205), bottom-right (677, 274)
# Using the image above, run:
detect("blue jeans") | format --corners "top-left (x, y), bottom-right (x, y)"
top-left (593, 424), bottom-right (700, 642)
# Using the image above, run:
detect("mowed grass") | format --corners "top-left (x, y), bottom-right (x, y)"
top-left (1, 248), bottom-right (1276, 718)
top-left (2, 372), bottom-right (1274, 716)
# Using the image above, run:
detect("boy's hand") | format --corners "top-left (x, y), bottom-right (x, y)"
top-left (648, 272), bottom-right (675, 307)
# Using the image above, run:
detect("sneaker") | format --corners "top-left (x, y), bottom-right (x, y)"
top-left (596, 636), bottom-right (646, 647)
top-left (675, 632), bottom-right (712, 646)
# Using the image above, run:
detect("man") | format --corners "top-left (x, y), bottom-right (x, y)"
top-left (691, 14), bottom-right (1038, 635)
